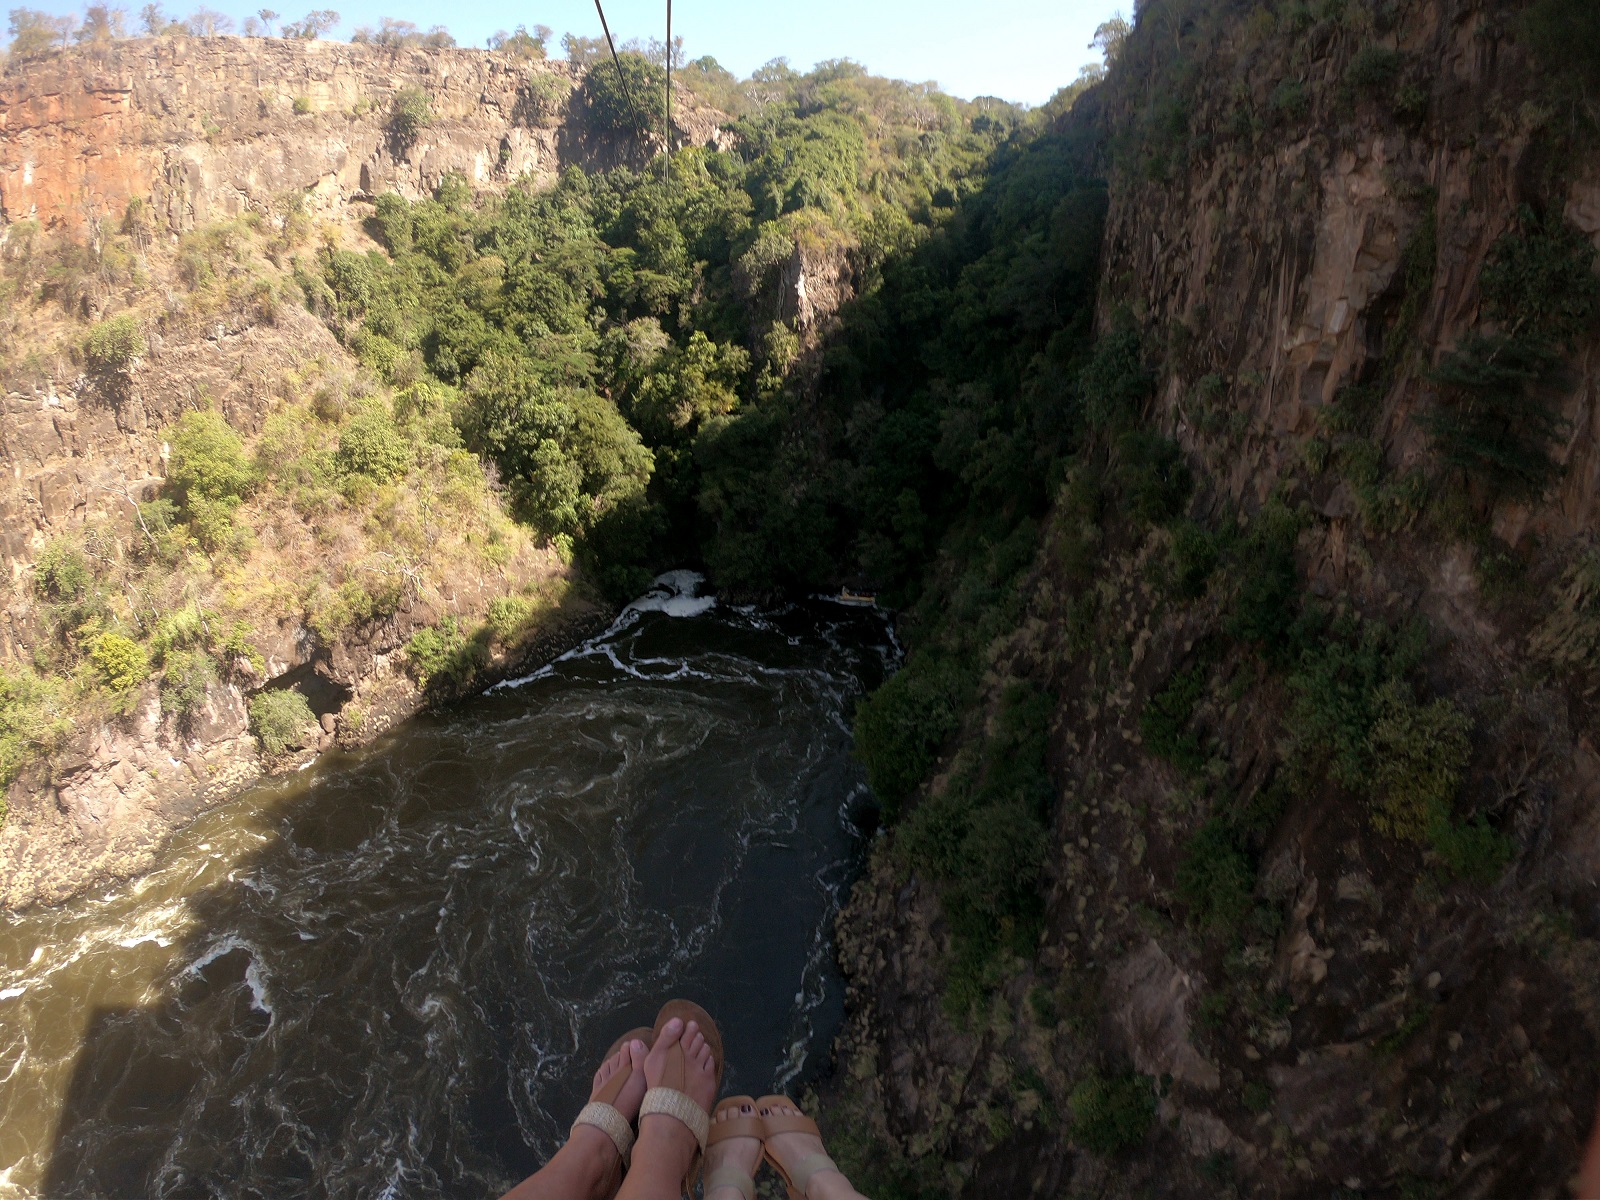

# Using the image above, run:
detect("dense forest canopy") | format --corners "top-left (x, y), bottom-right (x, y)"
top-left (310, 54), bottom-right (1108, 600)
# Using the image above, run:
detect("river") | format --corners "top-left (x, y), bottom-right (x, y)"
top-left (0, 575), bottom-right (893, 1198)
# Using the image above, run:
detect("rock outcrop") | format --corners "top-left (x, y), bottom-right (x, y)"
top-left (0, 36), bottom-right (730, 235)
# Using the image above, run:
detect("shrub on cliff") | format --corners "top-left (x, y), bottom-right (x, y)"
top-left (369, 193), bottom-right (413, 254)
top-left (1368, 681), bottom-right (1472, 841)
top-left (404, 618), bottom-right (489, 690)
top-left (390, 87), bottom-right (433, 146)
top-left (249, 689), bottom-right (315, 756)
top-left (166, 410), bottom-right (257, 552)
top-left (1176, 817), bottom-right (1256, 932)
top-left (1346, 46), bottom-right (1403, 100)
top-left (83, 313), bottom-right (146, 372)
top-left (33, 538), bottom-right (91, 601)
top-left (1068, 1069), bottom-right (1156, 1155)
top-left (852, 654), bottom-right (968, 822)
top-left (1424, 212), bottom-right (1598, 506)
top-left (160, 647), bottom-right (217, 717)
top-left (335, 407), bottom-right (415, 484)
top-left (0, 668), bottom-right (71, 792)
top-left (89, 632), bottom-right (151, 695)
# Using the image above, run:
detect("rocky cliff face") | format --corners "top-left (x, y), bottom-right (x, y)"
top-left (830, 2), bottom-right (1600, 1196)
top-left (0, 37), bottom-right (700, 910)
top-left (0, 36), bottom-right (730, 235)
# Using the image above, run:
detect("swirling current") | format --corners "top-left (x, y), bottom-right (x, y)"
top-left (0, 576), bottom-right (894, 1198)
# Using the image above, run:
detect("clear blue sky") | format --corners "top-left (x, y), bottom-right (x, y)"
top-left (10, 0), bottom-right (1125, 105)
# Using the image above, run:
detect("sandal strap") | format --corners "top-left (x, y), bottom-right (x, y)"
top-left (640, 1086), bottom-right (710, 1151)
top-left (790, 1153), bottom-right (841, 1197)
top-left (570, 1101), bottom-right (635, 1168)
top-left (707, 1111), bottom-right (765, 1143)
top-left (705, 1164), bottom-right (755, 1200)
top-left (762, 1110), bottom-right (822, 1138)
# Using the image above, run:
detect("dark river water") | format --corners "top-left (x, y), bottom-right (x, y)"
top-left (0, 575), bottom-right (893, 1198)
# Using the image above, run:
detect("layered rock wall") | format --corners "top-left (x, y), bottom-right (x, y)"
top-left (0, 36), bottom-right (728, 234)
top-left (830, 2), bottom-right (1600, 1195)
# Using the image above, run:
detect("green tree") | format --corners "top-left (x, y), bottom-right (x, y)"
top-left (7, 7), bottom-right (74, 56)
top-left (336, 407), bottom-right (415, 483)
top-left (165, 410), bottom-right (256, 551)
top-left (584, 51), bottom-right (663, 139)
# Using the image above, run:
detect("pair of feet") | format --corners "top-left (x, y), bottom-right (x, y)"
top-left (588, 1017), bottom-right (855, 1200)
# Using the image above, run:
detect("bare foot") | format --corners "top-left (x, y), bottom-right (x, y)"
top-left (642, 1016), bottom-right (717, 1113)
top-left (592, 1037), bottom-right (649, 1124)
top-left (756, 1101), bottom-right (866, 1200)
top-left (500, 1038), bottom-right (647, 1200)
top-left (704, 1101), bottom-right (762, 1200)
top-left (618, 1017), bottom-right (719, 1199)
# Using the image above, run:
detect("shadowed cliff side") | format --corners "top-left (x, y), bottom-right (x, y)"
top-left (812, 1), bottom-right (1600, 1195)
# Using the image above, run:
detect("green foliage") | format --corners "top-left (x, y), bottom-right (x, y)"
top-left (83, 313), bottom-right (146, 371)
top-left (1165, 520), bottom-right (1220, 599)
top-left (1113, 431), bottom-right (1192, 525)
top-left (485, 595), bottom-right (536, 640)
top-left (248, 688), bottom-right (315, 755)
top-left (584, 51), bottom-right (664, 139)
top-left (1368, 681), bottom-right (1471, 841)
top-left (404, 617), bottom-right (489, 689)
top-left (1141, 657), bottom-right (1209, 775)
top-left (0, 668), bottom-right (70, 790)
top-left (165, 410), bottom-right (256, 551)
top-left (89, 632), bottom-right (151, 693)
top-left (1424, 333), bottom-right (1567, 502)
top-left (1068, 1069), bottom-right (1156, 1155)
top-left (292, 94), bottom-right (311, 115)
top-left (1269, 79), bottom-right (1310, 123)
top-left (335, 406), bottom-right (415, 483)
top-left (1081, 327), bottom-right (1153, 433)
top-left (370, 192), bottom-right (413, 254)
top-left (1284, 613), bottom-right (1425, 791)
top-left (1429, 815), bottom-right (1514, 885)
top-left (853, 654), bottom-right (968, 822)
top-left (738, 109), bottom-right (867, 219)
top-left (1177, 817), bottom-right (1256, 931)
top-left (160, 647), bottom-right (216, 717)
top-left (1346, 46), bottom-right (1403, 98)
top-left (1225, 503), bottom-right (1304, 658)
top-left (390, 87), bottom-right (433, 144)
top-left (1479, 209), bottom-right (1599, 348)
top-left (1425, 213), bottom-right (1597, 505)
top-left (895, 681), bottom-right (1053, 1013)
top-left (34, 537), bottom-right (91, 600)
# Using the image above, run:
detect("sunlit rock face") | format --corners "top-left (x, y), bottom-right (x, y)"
top-left (0, 37), bottom-right (731, 235)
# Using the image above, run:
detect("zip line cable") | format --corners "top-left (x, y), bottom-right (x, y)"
top-left (591, 0), bottom-right (645, 148)
top-left (664, 0), bottom-right (672, 184)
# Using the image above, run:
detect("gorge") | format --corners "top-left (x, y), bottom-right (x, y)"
top-left (4, 1), bottom-right (1600, 1197)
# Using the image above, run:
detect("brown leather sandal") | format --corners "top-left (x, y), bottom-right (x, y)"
top-left (568, 1025), bottom-right (654, 1168)
top-left (637, 1000), bottom-right (725, 1194)
top-left (756, 1094), bottom-right (842, 1199)
top-left (704, 1096), bottom-right (764, 1200)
